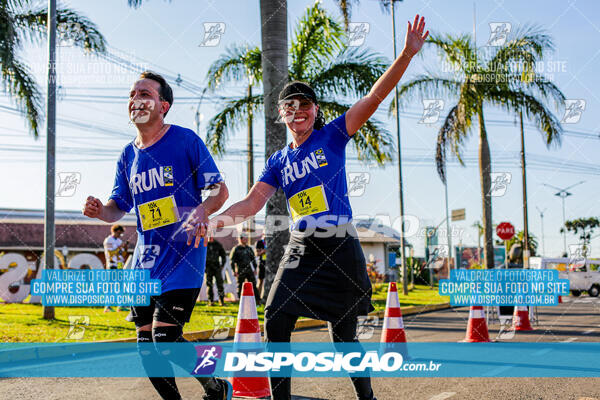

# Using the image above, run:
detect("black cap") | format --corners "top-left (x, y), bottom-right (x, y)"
top-left (278, 81), bottom-right (317, 103)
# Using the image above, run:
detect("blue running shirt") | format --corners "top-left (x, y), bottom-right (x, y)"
top-left (110, 125), bottom-right (223, 293)
top-left (258, 113), bottom-right (353, 230)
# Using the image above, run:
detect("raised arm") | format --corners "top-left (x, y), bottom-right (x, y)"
top-left (345, 14), bottom-right (428, 136)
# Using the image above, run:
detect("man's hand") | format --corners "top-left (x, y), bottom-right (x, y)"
top-left (83, 196), bottom-right (103, 219)
top-left (402, 14), bottom-right (429, 58)
top-left (184, 204), bottom-right (209, 248)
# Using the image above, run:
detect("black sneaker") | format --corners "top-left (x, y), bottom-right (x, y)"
top-left (202, 378), bottom-right (232, 400)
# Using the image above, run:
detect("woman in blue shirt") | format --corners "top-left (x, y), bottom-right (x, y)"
top-left (191, 15), bottom-right (428, 400)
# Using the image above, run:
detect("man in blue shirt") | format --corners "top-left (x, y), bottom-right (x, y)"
top-left (83, 71), bottom-right (231, 400)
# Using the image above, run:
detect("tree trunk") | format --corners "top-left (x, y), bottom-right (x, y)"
top-left (259, 0), bottom-right (289, 304)
top-left (478, 107), bottom-right (494, 269)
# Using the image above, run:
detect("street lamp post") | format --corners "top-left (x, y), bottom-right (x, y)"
top-left (43, 0), bottom-right (57, 320)
top-left (391, 0), bottom-right (408, 295)
top-left (543, 181), bottom-right (585, 256)
top-left (536, 206), bottom-right (546, 257)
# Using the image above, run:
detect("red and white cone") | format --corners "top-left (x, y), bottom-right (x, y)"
top-left (381, 282), bottom-right (407, 343)
top-left (512, 305), bottom-right (533, 331)
top-left (231, 282), bottom-right (270, 398)
top-left (462, 306), bottom-right (490, 342)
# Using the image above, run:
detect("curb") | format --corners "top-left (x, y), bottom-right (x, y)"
top-left (101, 303), bottom-right (452, 343)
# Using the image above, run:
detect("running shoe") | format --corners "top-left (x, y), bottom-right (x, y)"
top-left (202, 378), bottom-right (232, 400)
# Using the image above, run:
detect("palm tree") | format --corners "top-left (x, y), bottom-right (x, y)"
top-left (396, 28), bottom-right (565, 268)
top-left (562, 217), bottom-right (600, 257)
top-left (206, 2), bottom-right (393, 163)
top-left (334, 0), bottom-right (393, 29)
top-left (0, 0), bottom-right (106, 137)
top-left (206, 45), bottom-right (262, 168)
top-left (502, 230), bottom-right (538, 264)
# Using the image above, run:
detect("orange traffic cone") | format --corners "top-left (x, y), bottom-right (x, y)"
top-left (512, 306), bottom-right (533, 331)
top-left (231, 282), bottom-right (270, 398)
top-left (381, 282), bottom-right (407, 343)
top-left (462, 306), bottom-right (490, 342)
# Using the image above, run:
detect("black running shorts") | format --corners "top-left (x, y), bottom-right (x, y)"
top-left (131, 288), bottom-right (200, 328)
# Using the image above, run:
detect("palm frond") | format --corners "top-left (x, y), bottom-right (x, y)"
top-left (13, 6), bottom-right (106, 53)
top-left (319, 100), bottom-right (393, 164)
top-left (1, 58), bottom-right (43, 137)
top-left (0, 1), bottom-right (20, 62)
top-left (290, 1), bottom-right (345, 80)
top-left (206, 45), bottom-right (262, 89)
top-left (435, 99), bottom-right (474, 183)
top-left (205, 95), bottom-right (264, 156)
top-left (488, 24), bottom-right (552, 71)
top-left (334, 0), bottom-right (391, 29)
top-left (390, 75), bottom-right (463, 116)
top-left (522, 78), bottom-right (565, 111)
top-left (310, 47), bottom-right (388, 100)
top-left (487, 88), bottom-right (562, 147)
top-left (427, 33), bottom-right (477, 74)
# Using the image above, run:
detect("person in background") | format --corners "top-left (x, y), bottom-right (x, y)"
top-left (255, 232), bottom-right (266, 301)
top-left (205, 236), bottom-right (227, 306)
top-left (103, 224), bottom-right (129, 312)
top-left (230, 232), bottom-right (259, 303)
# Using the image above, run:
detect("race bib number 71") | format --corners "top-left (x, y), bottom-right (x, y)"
top-left (137, 195), bottom-right (180, 231)
top-left (288, 185), bottom-right (329, 222)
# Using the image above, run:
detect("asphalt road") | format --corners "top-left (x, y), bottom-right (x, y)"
top-left (2, 296), bottom-right (600, 400)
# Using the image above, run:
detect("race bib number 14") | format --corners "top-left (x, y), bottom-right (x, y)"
top-left (138, 195), bottom-right (180, 231)
top-left (288, 185), bottom-right (329, 222)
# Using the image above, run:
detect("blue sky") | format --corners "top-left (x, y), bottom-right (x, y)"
top-left (1, 0), bottom-right (599, 257)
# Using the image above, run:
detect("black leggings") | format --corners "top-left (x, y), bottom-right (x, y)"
top-left (264, 310), bottom-right (375, 400)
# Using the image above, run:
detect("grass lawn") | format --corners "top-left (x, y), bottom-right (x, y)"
top-left (0, 284), bottom-right (447, 343)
